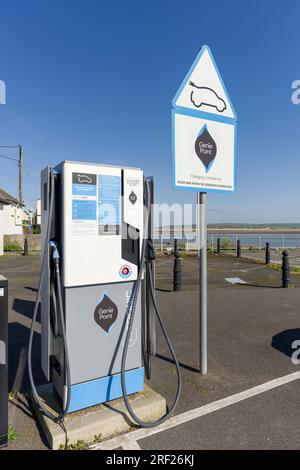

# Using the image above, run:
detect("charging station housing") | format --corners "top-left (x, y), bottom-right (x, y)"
top-left (41, 161), bottom-right (145, 412)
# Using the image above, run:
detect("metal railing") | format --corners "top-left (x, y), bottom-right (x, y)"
top-left (154, 233), bottom-right (300, 252)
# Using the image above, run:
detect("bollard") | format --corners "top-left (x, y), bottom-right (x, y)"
top-left (282, 250), bottom-right (290, 288)
top-left (0, 276), bottom-right (8, 448)
top-left (173, 239), bottom-right (182, 292)
top-left (265, 242), bottom-right (270, 265)
top-left (24, 237), bottom-right (29, 256)
top-left (216, 237), bottom-right (221, 254)
top-left (237, 239), bottom-right (241, 258)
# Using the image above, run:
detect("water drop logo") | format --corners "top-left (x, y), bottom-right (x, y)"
top-left (94, 293), bottom-right (118, 333)
top-left (129, 190), bottom-right (137, 205)
top-left (195, 125), bottom-right (217, 172)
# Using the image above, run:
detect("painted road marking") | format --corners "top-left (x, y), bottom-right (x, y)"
top-left (122, 438), bottom-right (141, 450)
top-left (240, 264), bottom-right (270, 272)
top-left (91, 371), bottom-right (300, 450)
top-left (4, 267), bottom-right (35, 273)
top-left (225, 277), bottom-right (247, 284)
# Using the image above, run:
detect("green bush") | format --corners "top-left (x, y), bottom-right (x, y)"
top-left (32, 225), bottom-right (41, 234)
top-left (221, 238), bottom-right (235, 250)
top-left (4, 242), bottom-right (23, 252)
top-left (8, 425), bottom-right (17, 442)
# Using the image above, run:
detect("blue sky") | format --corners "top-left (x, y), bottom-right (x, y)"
top-left (0, 0), bottom-right (299, 223)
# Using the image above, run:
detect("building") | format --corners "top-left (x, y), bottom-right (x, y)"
top-left (0, 188), bottom-right (25, 235)
top-left (22, 208), bottom-right (32, 226)
top-left (33, 198), bottom-right (41, 226)
top-left (0, 188), bottom-right (25, 255)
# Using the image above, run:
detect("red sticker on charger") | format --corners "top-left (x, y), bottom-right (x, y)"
top-left (119, 265), bottom-right (132, 278)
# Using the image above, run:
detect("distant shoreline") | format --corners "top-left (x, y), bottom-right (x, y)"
top-left (157, 227), bottom-right (300, 234)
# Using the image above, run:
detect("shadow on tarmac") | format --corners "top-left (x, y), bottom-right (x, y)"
top-left (12, 298), bottom-right (40, 323)
top-left (8, 322), bottom-right (44, 394)
top-left (155, 353), bottom-right (200, 374)
top-left (272, 329), bottom-right (300, 358)
top-left (238, 283), bottom-right (281, 289)
top-left (24, 286), bottom-right (38, 293)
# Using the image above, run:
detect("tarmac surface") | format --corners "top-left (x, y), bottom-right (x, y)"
top-left (1, 252), bottom-right (300, 450)
top-left (236, 248), bottom-right (300, 268)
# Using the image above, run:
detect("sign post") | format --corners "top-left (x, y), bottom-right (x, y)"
top-left (197, 192), bottom-right (207, 373)
top-left (172, 45), bottom-right (237, 373)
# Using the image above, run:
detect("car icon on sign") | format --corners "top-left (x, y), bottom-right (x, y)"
top-left (78, 174), bottom-right (92, 184)
top-left (189, 81), bottom-right (226, 113)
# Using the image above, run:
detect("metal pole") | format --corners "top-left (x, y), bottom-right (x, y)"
top-left (282, 250), bottom-right (290, 288)
top-left (24, 237), bottom-right (29, 256)
top-left (197, 192), bottom-right (207, 374)
top-left (18, 144), bottom-right (23, 205)
top-left (173, 239), bottom-right (182, 292)
top-left (265, 242), bottom-right (270, 265)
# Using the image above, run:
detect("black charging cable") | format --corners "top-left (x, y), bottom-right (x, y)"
top-left (120, 178), bottom-right (182, 428)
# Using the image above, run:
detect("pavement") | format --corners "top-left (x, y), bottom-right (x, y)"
top-left (1, 252), bottom-right (300, 450)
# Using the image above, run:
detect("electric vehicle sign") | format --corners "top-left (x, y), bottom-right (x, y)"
top-left (72, 172), bottom-right (97, 196)
top-left (172, 112), bottom-right (235, 191)
top-left (94, 293), bottom-right (118, 333)
top-left (172, 45), bottom-right (237, 192)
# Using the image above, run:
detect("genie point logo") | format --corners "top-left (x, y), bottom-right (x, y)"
top-left (0, 80), bottom-right (6, 104)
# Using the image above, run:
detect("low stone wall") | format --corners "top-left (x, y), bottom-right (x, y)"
top-left (4, 234), bottom-right (41, 251)
top-left (25, 234), bottom-right (41, 251)
top-left (4, 234), bottom-right (23, 250)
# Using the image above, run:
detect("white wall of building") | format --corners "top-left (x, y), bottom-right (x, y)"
top-left (3, 204), bottom-right (23, 235)
top-left (36, 198), bottom-right (41, 225)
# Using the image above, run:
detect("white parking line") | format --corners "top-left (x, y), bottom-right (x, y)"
top-left (122, 439), bottom-right (141, 450)
top-left (91, 371), bottom-right (300, 450)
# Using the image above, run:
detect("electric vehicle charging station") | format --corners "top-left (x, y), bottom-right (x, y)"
top-left (28, 160), bottom-right (181, 431)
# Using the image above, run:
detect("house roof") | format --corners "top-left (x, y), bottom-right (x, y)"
top-left (0, 188), bottom-right (24, 206)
